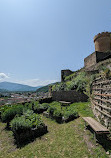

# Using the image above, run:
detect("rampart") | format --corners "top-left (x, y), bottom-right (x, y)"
top-left (84, 51), bottom-right (111, 70)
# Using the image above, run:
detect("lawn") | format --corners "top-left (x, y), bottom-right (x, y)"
top-left (0, 102), bottom-right (108, 158)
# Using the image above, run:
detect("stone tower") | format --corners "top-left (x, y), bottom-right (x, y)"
top-left (94, 32), bottom-right (111, 52)
top-left (84, 31), bottom-right (111, 70)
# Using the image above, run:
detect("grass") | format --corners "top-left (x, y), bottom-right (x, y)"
top-left (0, 102), bottom-right (108, 158)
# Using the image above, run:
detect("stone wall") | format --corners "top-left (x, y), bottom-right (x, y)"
top-left (84, 51), bottom-right (111, 70)
top-left (61, 69), bottom-right (73, 82)
top-left (52, 90), bottom-right (88, 103)
top-left (91, 76), bottom-right (111, 128)
top-left (84, 52), bottom-right (96, 69)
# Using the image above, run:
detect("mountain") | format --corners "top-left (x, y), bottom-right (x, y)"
top-left (36, 82), bottom-right (59, 93)
top-left (0, 82), bottom-right (42, 92)
top-left (36, 85), bottom-right (49, 93)
top-left (0, 88), bottom-right (9, 92)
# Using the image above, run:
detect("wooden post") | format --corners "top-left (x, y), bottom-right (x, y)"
top-left (94, 132), bottom-right (97, 142)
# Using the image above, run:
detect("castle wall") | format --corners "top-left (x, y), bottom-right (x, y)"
top-left (84, 52), bottom-right (96, 69)
top-left (84, 32), bottom-right (111, 70)
top-left (52, 90), bottom-right (88, 103)
top-left (84, 51), bottom-right (111, 70)
top-left (91, 76), bottom-right (111, 128)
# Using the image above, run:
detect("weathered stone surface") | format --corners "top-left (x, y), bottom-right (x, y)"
top-left (52, 90), bottom-right (88, 103)
top-left (84, 51), bottom-right (111, 70)
top-left (61, 69), bottom-right (73, 82)
top-left (94, 32), bottom-right (111, 52)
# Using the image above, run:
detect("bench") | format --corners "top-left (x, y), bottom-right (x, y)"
top-left (82, 117), bottom-right (110, 140)
top-left (59, 101), bottom-right (71, 109)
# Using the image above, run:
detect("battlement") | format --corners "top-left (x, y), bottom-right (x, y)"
top-left (94, 32), bottom-right (111, 42)
top-left (84, 31), bottom-right (111, 70)
top-left (94, 32), bottom-right (111, 52)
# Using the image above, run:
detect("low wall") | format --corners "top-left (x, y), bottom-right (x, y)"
top-left (52, 90), bottom-right (88, 103)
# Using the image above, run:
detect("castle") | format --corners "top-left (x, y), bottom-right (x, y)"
top-left (84, 32), bottom-right (111, 70)
top-left (61, 32), bottom-right (111, 81)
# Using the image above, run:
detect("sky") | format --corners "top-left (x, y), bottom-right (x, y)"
top-left (0, 0), bottom-right (111, 87)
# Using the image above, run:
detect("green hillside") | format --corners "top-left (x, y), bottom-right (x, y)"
top-left (52, 64), bottom-right (111, 97)
top-left (36, 85), bottom-right (49, 93)
top-left (0, 102), bottom-right (108, 158)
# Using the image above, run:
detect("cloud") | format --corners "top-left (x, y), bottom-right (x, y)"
top-left (0, 73), bottom-right (9, 80)
top-left (16, 79), bottom-right (59, 87)
top-left (0, 73), bottom-right (59, 87)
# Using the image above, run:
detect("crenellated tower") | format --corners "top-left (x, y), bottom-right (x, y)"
top-left (84, 32), bottom-right (111, 70)
top-left (94, 32), bottom-right (111, 52)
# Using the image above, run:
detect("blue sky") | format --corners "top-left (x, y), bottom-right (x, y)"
top-left (0, 0), bottom-right (111, 86)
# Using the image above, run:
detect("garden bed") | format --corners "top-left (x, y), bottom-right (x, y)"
top-left (43, 102), bottom-right (79, 123)
top-left (43, 111), bottom-right (79, 123)
top-left (10, 110), bottom-right (48, 145)
top-left (13, 125), bottom-right (48, 144)
top-left (0, 103), bottom-right (48, 146)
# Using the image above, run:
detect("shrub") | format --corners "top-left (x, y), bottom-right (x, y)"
top-left (52, 83), bottom-right (66, 91)
top-left (52, 72), bottom-right (88, 93)
top-left (1, 105), bottom-right (24, 126)
top-left (33, 103), bottom-right (48, 113)
top-left (41, 103), bottom-right (49, 110)
top-left (53, 109), bottom-right (63, 123)
top-left (48, 106), bottom-right (57, 116)
top-left (103, 68), bottom-right (111, 78)
top-left (46, 102), bottom-right (79, 123)
top-left (0, 104), bottom-right (13, 118)
top-left (10, 110), bottom-right (47, 144)
top-left (27, 103), bottom-right (33, 110)
top-left (63, 109), bottom-right (79, 122)
top-left (24, 102), bottom-right (35, 110)
top-left (53, 109), bottom-right (62, 117)
top-left (64, 72), bottom-right (77, 81)
top-left (10, 110), bottom-right (44, 133)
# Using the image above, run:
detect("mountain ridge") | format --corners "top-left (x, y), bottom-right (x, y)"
top-left (0, 81), bottom-right (42, 92)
